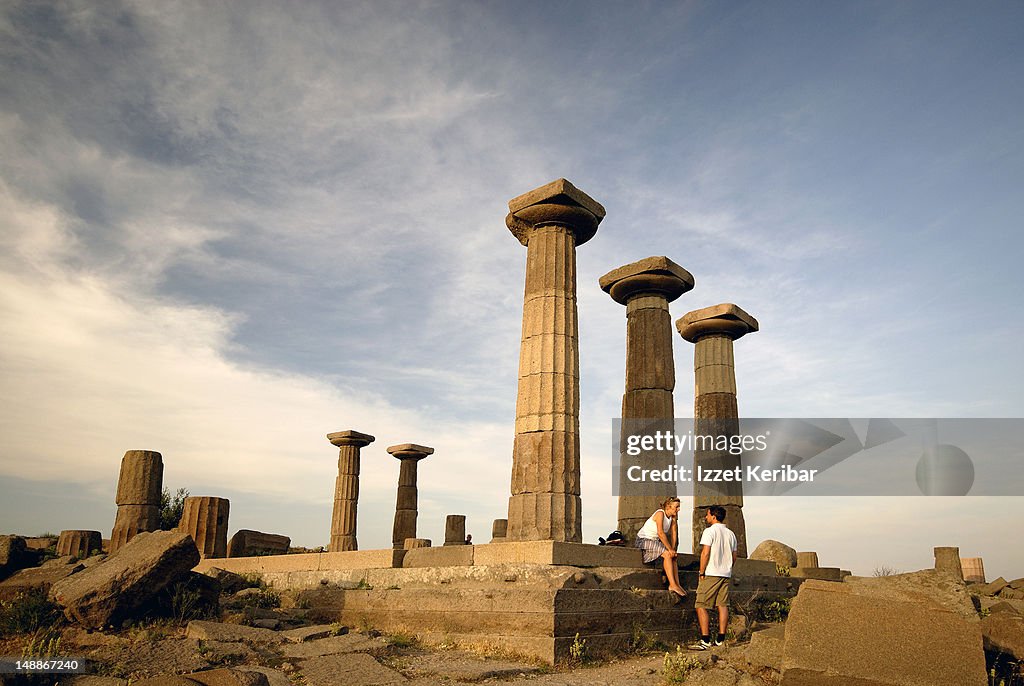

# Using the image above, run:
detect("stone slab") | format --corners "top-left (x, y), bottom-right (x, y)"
top-left (402, 545), bottom-right (474, 568)
top-left (193, 549), bottom-right (403, 575)
top-left (472, 541), bottom-right (645, 568)
top-left (185, 620), bottom-right (286, 644)
top-left (733, 558), bottom-right (779, 577)
top-left (296, 652), bottom-right (404, 686)
top-left (780, 580), bottom-right (986, 685)
top-left (789, 567), bottom-right (843, 581)
top-left (396, 651), bottom-right (543, 681)
top-left (280, 633), bottom-right (389, 659)
top-left (280, 624), bottom-right (338, 643)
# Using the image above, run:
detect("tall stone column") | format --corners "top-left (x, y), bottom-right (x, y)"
top-left (676, 303), bottom-right (758, 557)
top-left (388, 444), bottom-right (433, 549)
top-left (506, 179), bottom-right (605, 543)
top-left (178, 496), bottom-right (230, 559)
top-left (600, 257), bottom-right (694, 542)
top-left (110, 450), bottom-right (163, 554)
top-left (327, 430), bottom-right (375, 552)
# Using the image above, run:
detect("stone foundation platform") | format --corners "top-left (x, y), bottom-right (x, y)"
top-left (193, 542), bottom-right (803, 663)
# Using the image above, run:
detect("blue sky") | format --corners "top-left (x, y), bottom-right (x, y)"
top-left (1, 1), bottom-right (1022, 578)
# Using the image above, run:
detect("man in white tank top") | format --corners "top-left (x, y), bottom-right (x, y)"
top-left (691, 505), bottom-right (737, 650)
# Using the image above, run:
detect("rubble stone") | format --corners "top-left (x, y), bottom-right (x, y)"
top-left (178, 497), bottom-right (230, 559)
top-left (227, 530), bottom-right (290, 558)
top-left (749, 540), bottom-right (798, 568)
top-left (57, 530), bottom-right (103, 558)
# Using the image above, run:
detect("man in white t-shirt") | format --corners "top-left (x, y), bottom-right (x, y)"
top-left (690, 505), bottom-right (738, 650)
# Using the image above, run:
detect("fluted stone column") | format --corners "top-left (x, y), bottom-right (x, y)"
top-left (178, 496), bottom-right (230, 559)
top-left (445, 515), bottom-right (467, 546)
top-left (57, 530), bottom-right (102, 558)
top-left (677, 303), bottom-right (758, 557)
top-left (327, 430), bottom-right (375, 552)
top-left (110, 450), bottom-right (163, 554)
top-left (600, 256), bottom-right (694, 542)
top-left (388, 444), bottom-right (433, 549)
top-left (506, 179), bottom-right (605, 543)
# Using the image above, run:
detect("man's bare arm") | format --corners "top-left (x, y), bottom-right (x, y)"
top-left (699, 545), bottom-right (710, 575)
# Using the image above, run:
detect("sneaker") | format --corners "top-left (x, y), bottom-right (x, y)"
top-left (713, 636), bottom-right (726, 646)
top-left (687, 639), bottom-right (711, 651)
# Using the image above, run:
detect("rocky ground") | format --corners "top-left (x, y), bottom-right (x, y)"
top-left (0, 615), bottom-right (780, 686)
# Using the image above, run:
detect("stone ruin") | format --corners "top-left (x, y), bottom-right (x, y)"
top-left (3, 179), bottom-right (1013, 683)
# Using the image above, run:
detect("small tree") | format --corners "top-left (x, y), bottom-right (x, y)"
top-left (159, 487), bottom-right (189, 530)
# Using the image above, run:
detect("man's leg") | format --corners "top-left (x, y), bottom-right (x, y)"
top-left (696, 607), bottom-right (710, 636)
top-left (717, 605), bottom-right (728, 635)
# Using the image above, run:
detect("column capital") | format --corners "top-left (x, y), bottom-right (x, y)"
top-left (387, 443), bottom-right (434, 460)
top-left (327, 430), bottom-right (375, 448)
top-left (677, 303), bottom-right (759, 343)
top-left (506, 178), bottom-right (605, 247)
top-left (600, 256), bottom-right (694, 305)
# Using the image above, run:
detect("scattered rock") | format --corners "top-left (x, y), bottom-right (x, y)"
top-left (738, 624), bottom-right (784, 673)
top-left (50, 531), bottom-right (201, 629)
top-left (280, 624), bottom-right (340, 643)
top-left (202, 568), bottom-right (250, 595)
top-left (1008, 577), bottom-right (1024, 590)
top-left (176, 668), bottom-right (269, 686)
top-left (249, 618), bottom-right (281, 630)
top-left (999, 586), bottom-right (1024, 600)
top-left (979, 576), bottom-right (1009, 596)
top-left (989, 600), bottom-right (1024, 615)
top-left (186, 620), bottom-right (285, 645)
top-left (749, 540), bottom-right (797, 569)
top-left (233, 667), bottom-right (291, 686)
top-left (980, 612), bottom-right (1024, 661)
top-left (842, 568), bottom-right (978, 620)
top-left (397, 651), bottom-right (542, 681)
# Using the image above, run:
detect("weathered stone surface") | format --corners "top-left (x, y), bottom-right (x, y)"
top-left (202, 567), bottom-right (250, 595)
top-left (280, 633), bottom-right (389, 659)
top-left (179, 497), bottom-right (230, 559)
top-left (57, 530), bottom-right (103, 558)
top-left (280, 624), bottom-right (338, 643)
top-left (23, 536), bottom-right (58, 551)
top-left (842, 569), bottom-right (978, 620)
top-left (960, 556), bottom-right (986, 583)
top-left (328, 429), bottom-right (374, 552)
top-left (178, 668), bottom-right (269, 686)
top-left (60, 677), bottom-right (129, 686)
top-left (989, 600), bottom-right (1024, 615)
top-left (750, 540), bottom-right (798, 568)
top-left (0, 559), bottom-right (84, 601)
top-left (186, 620), bottom-right (286, 644)
top-left (155, 571), bottom-right (220, 618)
top-left (980, 612), bottom-right (1024, 661)
top-left (123, 678), bottom-right (199, 686)
top-left (491, 519), bottom-right (508, 541)
top-left (295, 652), bottom-right (404, 686)
top-left (506, 178), bottom-right (605, 245)
top-left (781, 579), bottom-right (987, 685)
top-left (444, 515), bottom-right (467, 546)
top-left (388, 445), bottom-right (432, 549)
top-left (979, 576), bottom-right (1009, 596)
top-left (403, 538), bottom-right (431, 549)
top-left (233, 668), bottom-right (290, 686)
top-left (795, 551), bottom-right (818, 568)
top-left (399, 651), bottom-right (543, 682)
top-left (934, 546), bottom-right (964, 580)
top-left (1008, 576), bottom-right (1024, 590)
top-left (1000, 586), bottom-right (1024, 600)
top-left (676, 303), bottom-right (759, 343)
top-left (740, 624), bottom-right (785, 672)
top-left (50, 530), bottom-right (200, 629)
top-left (0, 535), bottom-right (33, 580)
top-left (110, 450), bottom-right (163, 554)
top-left (789, 567), bottom-right (843, 581)
top-left (600, 256), bottom-right (694, 305)
top-left (227, 530), bottom-right (290, 558)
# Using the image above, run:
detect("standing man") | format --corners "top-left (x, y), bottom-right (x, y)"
top-left (690, 505), bottom-right (738, 649)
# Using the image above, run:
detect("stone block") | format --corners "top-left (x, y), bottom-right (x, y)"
top-left (621, 388), bottom-right (674, 420)
top-left (781, 580), bottom-right (987, 685)
top-left (789, 567), bottom-right (843, 581)
top-left (51, 530), bottom-right (200, 629)
top-left (472, 541), bottom-right (644, 568)
top-left (934, 546), bottom-right (964, 579)
top-left (403, 538), bottom-right (431, 550)
top-left (186, 620), bottom-right (286, 644)
top-left (979, 576), bottom-right (1009, 596)
top-left (114, 450), bottom-right (163, 505)
top-left (518, 333), bottom-right (576, 379)
top-left (843, 569), bottom-right (978, 620)
top-left (294, 652), bottom-right (404, 686)
top-left (110, 504), bottom-right (161, 553)
top-left (750, 539), bottom-right (797, 568)
top-left (491, 519), bottom-right (508, 540)
top-left (506, 492), bottom-right (581, 542)
top-left (1008, 576), bottom-right (1024, 590)
top-left (733, 558), bottom-right (779, 577)
top-left (227, 530), bottom-right (290, 558)
top-left (960, 557), bottom-right (985, 583)
top-left (0, 560), bottom-right (84, 601)
top-left (795, 551), bottom-right (819, 568)
top-left (403, 546), bottom-right (473, 568)
top-left (23, 536), bottom-right (57, 551)
top-left (0, 535), bottom-right (33, 580)
top-left (694, 363), bottom-right (738, 395)
top-left (177, 668), bottom-right (270, 686)
top-left (510, 431), bottom-right (580, 493)
top-left (57, 530), bottom-right (103, 558)
top-left (677, 303), bottom-right (759, 343)
top-left (980, 612), bottom-right (1024, 661)
top-left (444, 515), bottom-right (466, 546)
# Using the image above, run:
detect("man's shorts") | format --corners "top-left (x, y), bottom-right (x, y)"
top-left (695, 575), bottom-right (730, 609)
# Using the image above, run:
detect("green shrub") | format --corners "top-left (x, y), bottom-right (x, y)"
top-left (0, 589), bottom-right (63, 637)
top-left (662, 645), bottom-right (702, 683)
top-left (159, 487), bottom-right (189, 530)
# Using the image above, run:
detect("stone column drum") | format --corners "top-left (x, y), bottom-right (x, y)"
top-left (506, 179), bottom-right (605, 543)
top-left (600, 256), bottom-right (694, 542)
top-left (178, 496), bottom-right (230, 559)
top-left (388, 444), bottom-right (433, 549)
top-left (677, 303), bottom-right (758, 557)
top-left (934, 546), bottom-right (964, 580)
top-left (110, 449), bottom-right (163, 554)
top-left (445, 515), bottom-right (467, 546)
top-left (491, 518), bottom-right (508, 543)
top-left (56, 530), bottom-right (102, 558)
top-left (327, 430), bottom-right (375, 552)
top-left (960, 557), bottom-right (986, 584)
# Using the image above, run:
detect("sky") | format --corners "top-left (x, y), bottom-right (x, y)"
top-left (1, 1), bottom-right (1022, 579)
